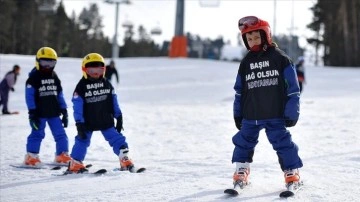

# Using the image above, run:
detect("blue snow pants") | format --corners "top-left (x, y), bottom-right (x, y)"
top-left (26, 117), bottom-right (69, 155)
top-left (232, 119), bottom-right (303, 170)
top-left (70, 127), bottom-right (128, 161)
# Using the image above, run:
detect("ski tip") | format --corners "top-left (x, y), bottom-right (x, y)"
top-left (51, 166), bottom-right (62, 170)
top-left (93, 169), bottom-right (107, 174)
top-left (224, 189), bottom-right (239, 196)
top-left (136, 167), bottom-right (146, 173)
top-left (85, 164), bottom-right (93, 168)
top-left (279, 190), bottom-right (295, 198)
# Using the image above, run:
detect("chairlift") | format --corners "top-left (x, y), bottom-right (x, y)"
top-left (199, 0), bottom-right (220, 7)
top-left (151, 26), bottom-right (162, 35)
top-left (122, 20), bottom-right (133, 29)
top-left (38, 3), bottom-right (55, 14)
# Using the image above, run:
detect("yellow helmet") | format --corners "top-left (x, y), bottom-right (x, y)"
top-left (35, 47), bottom-right (57, 70)
top-left (81, 53), bottom-right (105, 79)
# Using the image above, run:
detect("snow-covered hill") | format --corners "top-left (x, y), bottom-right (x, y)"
top-left (0, 55), bottom-right (359, 201)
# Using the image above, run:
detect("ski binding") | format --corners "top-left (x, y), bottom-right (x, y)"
top-left (113, 166), bottom-right (146, 173)
top-left (279, 181), bottom-right (303, 198)
top-left (224, 180), bottom-right (249, 196)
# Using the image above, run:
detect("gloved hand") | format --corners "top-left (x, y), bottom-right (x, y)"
top-left (285, 119), bottom-right (298, 127)
top-left (29, 109), bottom-right (40, 130)
top-left (234, 116), bottom-right (243, 130)
top-left (115, 115), bottom-right (123, 132)
top-left (10, 87), bottom-right (15, 92)
top-left (76, 122), bottom-right (87, 139)
top-left (61, 109), bottom-right (68, 128)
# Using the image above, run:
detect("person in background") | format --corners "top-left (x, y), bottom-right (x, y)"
top-left (295, 56), bottom-right (306, 93)
top-left (105, 60), bottom-right (119, 84)
top-left (231, 16), bottom-right (303, 189)
top-left (24, 47), bottom-right (71, 167)
top-left (0, 65), bottom-right (21, 114)
top-left (68, 53), bottom-right (137, 173)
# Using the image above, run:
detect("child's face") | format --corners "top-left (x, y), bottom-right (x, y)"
top-left (86, 67), bottom-right (104, 79)
top-left (245, 31), bottom-right (262, 48)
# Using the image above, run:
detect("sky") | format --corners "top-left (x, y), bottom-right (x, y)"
top-left (1, 54), bottom-right (359, 201)
top-left (61, 0), bottom-right (316, 47)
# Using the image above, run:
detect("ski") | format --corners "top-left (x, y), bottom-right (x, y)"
top-left (49, 163), bottom-right (93, 170)
top-left (53, 168), bottom-right (107, 176)
top-left (224, 188), bottom-right (239, 196)
top-left (113, 166), bottom-right (146, 173)
top-left (1, 111), bottom-right (19, 115)
top-left (10, 163), bottom-right (92, 171)
top-left (45, 163), bottom-right (69, 170)
top-left (279, 181), bottom-right (303, 198)
top-left (10, 164), bottom-right (47, 169)
top-left (224, 180), bottom-right (249, 196)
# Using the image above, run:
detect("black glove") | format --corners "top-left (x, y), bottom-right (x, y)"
top-left (115, 115), bottom-right (123, 132)
top-left (234, 116), bottom-right (243, 130)
top-left (76, 122), bottom-right (87, 139)
top-left (285, 119), bottom-right (298, 127)
top-left (29, 109), bottom-right (40, 130)
top-left (61, 109), bottom-right (68, 128)
top-left (10, 87), bottom-right (15, 92)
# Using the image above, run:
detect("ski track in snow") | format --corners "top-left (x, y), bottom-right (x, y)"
top-left (0, 55), bottom-right (359, 201)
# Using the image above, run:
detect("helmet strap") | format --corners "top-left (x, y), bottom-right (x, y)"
top-left (262, 43), bottom-right (268, 51)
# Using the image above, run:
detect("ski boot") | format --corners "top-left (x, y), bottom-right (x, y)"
top-left (54, 152), bottom-right (72, 164)
top-left (24, 152), bottom-right (41, 166)
top-left (280, 169), bottom-right (303, 197)
top-left (233, 162), bottom-right (250, 189)
top-left (2, 110), bottom-right (11, 115)
top-left (119, 148), bottom-right (135, 171)
top-left (284, 169), bottom-right (300, 184)
top-left (67, 159), bottom-right (88, 174)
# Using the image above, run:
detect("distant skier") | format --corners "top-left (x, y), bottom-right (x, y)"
top-left (67, 53), bottom-right (138, 173)
top-left (295, 56), bottom-right (306, 93)
top-left (231, 16), bottom-right (303, 189)
top-left (0, 64), bottom-right (21, 114)
top-left (24, 47), bottom-right (71, 167)
top-left (105, 60), bottom-right (119, 85)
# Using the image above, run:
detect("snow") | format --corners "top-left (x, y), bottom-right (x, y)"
top-left (220, 45), bottom-right (246, 61)
top-left (0, 54), bottom-right (359, 202)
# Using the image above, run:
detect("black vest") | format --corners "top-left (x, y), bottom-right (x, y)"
top-left (26, 69), bottom-right (63, 117)
top-left (239, 47), bottom-right (290, 120)
top-left (74, 77), bottom-right (115, 131)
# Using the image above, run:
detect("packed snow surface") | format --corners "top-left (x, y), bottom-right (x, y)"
top-left (1, 55), bottom-right (359, 201)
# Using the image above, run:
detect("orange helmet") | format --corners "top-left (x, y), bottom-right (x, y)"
top-left (238, 16), bottom-right (272, 50)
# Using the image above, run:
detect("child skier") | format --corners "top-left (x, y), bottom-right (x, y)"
top-left (24, 47), bottom-right (71, 166)
top-left (231, 16), bottom-right (303, 190)
top-left (68, 53), bottom-right (136, 173)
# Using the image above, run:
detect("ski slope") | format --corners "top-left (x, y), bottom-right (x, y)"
top-left (0, 54), bottom-right (359, 201)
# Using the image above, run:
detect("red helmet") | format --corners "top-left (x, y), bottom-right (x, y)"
top-left (238, 16), bottom-right (272, 50)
